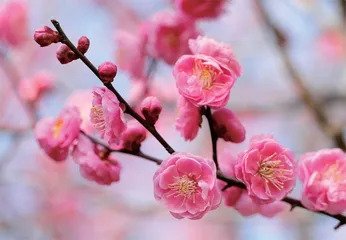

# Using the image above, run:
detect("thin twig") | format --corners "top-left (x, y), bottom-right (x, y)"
top-left (51, 19), bottom-right (175, 154)
top-left (203, 106), bottom-right (219, 170)
top-left (256, 1), bottom-right (346, 150)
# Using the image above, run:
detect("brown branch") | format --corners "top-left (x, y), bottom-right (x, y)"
top-left (51, 19), bottom-right (175, 155)
top-left (81, 130), bottom-right (346, 230)
top-left (203, 106), bottom-right (219, 170)
top-left (256, 1), bottom-right (346, 150)
top-left (49, 19), bottom-right (346, 230)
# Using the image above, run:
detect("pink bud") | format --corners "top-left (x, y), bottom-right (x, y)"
top-left (34, 26), bottom-right (61, 47)
top-left (115, 120), bottom-right (147, 151)
top-left (212, 108), bottom-right (245, 143)
top-left (140, 96), bottom-right (162, 125)
top-left (98, 62), bottom-right (117, 83)
top-left (77, 36), bottom-right (90, 54)
top-left (56, 44), bottom-right (76, 64)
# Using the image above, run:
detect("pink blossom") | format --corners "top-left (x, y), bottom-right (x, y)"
top-left (173, 54), bottom-right (236, 108)
top-left (19, 71), bottom-right (55, 102)
top-left (115, 27), bottom-right (146, 78)
top-left (111, 120), bottom-right (147, 151)
top-left (153, 152), bottom-right (221, 219)
top-left (35, 107), bottom-right (81, 161)
top-left (56, 44), bottom-right (76, 64)
top-left (298, 148), bottom-right (346, 214)
top-left (218, 152), bottom-right (289, 217)
top-left (90, 86), bottom-right (127, 145)
top-left (189, 36), bottom-right (242, 76)
top-left (65, 90), bottom-right (94, 133)
top-left (0, 0), bottom-right (28, 47)
top-left (140, 96), bottom-right (162, 125)
top-left (234, 135), bottom-right (296, 204)
top-left (147, 10), bottom-right (199, 65)
top-left (77, 36), bottom-right (90, 54)
top-left (172, 0), bottom-right (227, 19)
top-left (98, 61), bottom-right (117, 83)
top-left (72, 135), bottom-right (121, 185)
top-left (212, 108), bottom-right (245, 143)
top-left (175, 96), bottom-right (202, 141)
top-left (34, 26), bottom-right (61, 47)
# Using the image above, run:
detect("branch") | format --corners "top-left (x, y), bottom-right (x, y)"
top-left (81, 130), bottom-right (346, 230)
top-left (256, 1), bottom-right (346, 150)
top-left (51, 19), bottom-right (175, 155)
top-left (203, 106), bottom-right (219, 170)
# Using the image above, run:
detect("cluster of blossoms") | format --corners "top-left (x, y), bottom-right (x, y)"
top-left (32, 0), bottom-right (346, 223)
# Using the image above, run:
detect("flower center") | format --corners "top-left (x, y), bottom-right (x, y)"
top-left (166, 32), bottom-right (179, 48)
top-left (90, 105), bottom-right (105, 131)
top-left (255, 152), bottom-right (293, 193)
top-left (167, 175), bottom-right (200, 202)
top-left (52, 117), bottom-right (64, 138)
top-left (193, 60), bottom-right (219, 89)
top-left (321, 161), bottom-right (346, 184)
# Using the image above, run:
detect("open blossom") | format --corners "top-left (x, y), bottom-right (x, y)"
top-left (19, 71), bottom-right (55, 102)
top-left (234, 135), bottom-right (296, 204)
top-left (298, 149), bottom-right (346, 214)
top-left (218, 152), bottom-right (289, 217)
top-left (65, 90), bottom-right (94, 133)
top-left (0, 0), bottom-right (28, 47)
top-left (72, 135), bottom-right (121, 185)
top-left (115, 26), bottom-right (147, 79)
top-left (111, 120), bottom-right (147, 152)
top-left (153, 152), bottom-right (221, 219)
top-left (175, 96), bottom-right (202, 141)
top-left (212, 108), bottom-right (245, 143)
top-left (189, 36), bottom-right (242, 76)
top-left (35, 107), bottom-right (81, 161)
top-left (90, 87), bottom-right (127, 145)
top-left (173, 54), bottom-right (236, 108)
top-left (172, 0), bottom-right (228, 19)
top-left (147, 10), bottom-right (199, 65)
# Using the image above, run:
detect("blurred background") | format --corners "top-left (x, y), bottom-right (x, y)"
top-left (1, 0), bottom-right (346, 239)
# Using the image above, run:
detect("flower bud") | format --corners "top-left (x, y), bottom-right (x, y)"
top-left (98, 62), bottom-right (117, 83)
top-left (140, 96), bottom-right (162, 125)
top-left (77, 36), bottom-right (90, 54)
top-left (115, 120), bottom-right (147, 151)
top-left (212, 108), bottom-right (245, 143)
top-left (34, 26), bottom-right (61, 47)
top-left (56, 44), bottom-right (76, 64)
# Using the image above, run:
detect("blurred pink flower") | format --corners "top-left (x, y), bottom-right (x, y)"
top-left (35, 106), bottom-right (81, 161)
top-left (65, 90), bottom-right (94, 133)
top-left (115, 26), bottom-right (147, 78)
top-left (172, 0), bottom-right (227, 19)
top-left (140, 96), bottom-right (162, 125)
top-left (153, 152), bottom-right (221, 219)
top-left (111, 120), bottom-right (147, 151)
top-left (72, 135), bottom-right (122, 185)
top-left (189, 36), bottom-right (242, 76)
top-left (234, 135), bottom-right (296, 204)
top-left (173, 54), bottom-right (236, 108)
top-left (90, 86), bottom-right (127, 145)
top-left (175, 96), bottom-right (202, 141)
top-left (212, 108), bottom-right (245, 143)
top-left (0, 0), bottom-right (28, 47)
top-left (18, 71), bottom-right (55, 102)
top-left (77, 36), bottom-right (90, 54)
top-left (298, 148), bottom-right (346, 214)
top-left (147, 10), bottom-right (199, 65)
top-left (316, 29), bottom-right (345, 62)
top-left (218, 152), bottom-right (289, 217)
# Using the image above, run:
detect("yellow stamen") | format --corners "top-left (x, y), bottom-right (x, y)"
top-left (193, 59), bottom-right (220, 89)
top-left (52, 117), bottom-right (64, 138)
top-left (167, 174), bottom-right (200, 204)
